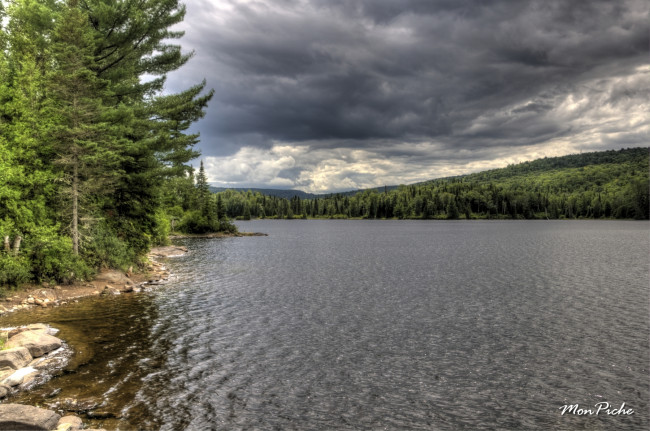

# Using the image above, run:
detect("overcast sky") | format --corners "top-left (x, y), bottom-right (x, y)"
top-left (165, 0), bottom-right (649, 193)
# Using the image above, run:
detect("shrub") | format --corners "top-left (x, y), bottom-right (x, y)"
top-left (82, 222), bottom-right (135, 270)
top-left (26, 228), bottom-right (91, 284)
top-left (0, 254), bottom-right (31, 287)
top-left (152, 210), bottom-right (171, 246)
top-left (177, 210), bottom-right (215, 234)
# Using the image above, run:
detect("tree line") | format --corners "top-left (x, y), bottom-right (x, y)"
top-left (216, 148), bottom-right (649, 221)
top-left (0, 0), bottom-right (222, 287)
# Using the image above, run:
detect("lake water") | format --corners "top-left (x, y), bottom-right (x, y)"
top-left (2, 220), bottom-right (649, 430)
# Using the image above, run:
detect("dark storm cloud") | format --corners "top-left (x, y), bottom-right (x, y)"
top-left (168, 0), bottom-right (648, 191)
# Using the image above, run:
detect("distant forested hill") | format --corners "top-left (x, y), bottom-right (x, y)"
top-left (209, 187), bottom-right (321, 200)
top-left (214, 148), bottom-right (649, 220)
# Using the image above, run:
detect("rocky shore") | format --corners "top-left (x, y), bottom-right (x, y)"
top-left (0, 245), bottom-right (188, 316)
top-left (0, 245), bottom-right (190, 430)
top-left (0, 324), bottom-right (100, 431)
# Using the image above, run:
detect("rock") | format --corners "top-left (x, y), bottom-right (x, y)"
top-left (1, 367), bottom-right (38, 387)
top-left (0, 347), bottom-right (32, 370)
top-left (57, 398), bottom-right (99, 413)
top-left (0, 385), bottom-right (8, 398)
top-left (0, 404), bottom-right (61, 430)
top-left (6, 331), bottom-right (62, 357)
top-left (30, 354), bottom-right (67, 371)
top-left (95, 270), bottom-right (129, 284)
top-left (46, 388), bottom-right (62, 398)
top-left (18, 371), bottom-right (39, 390)
top-left (149, 245), bottom-right (188, 257)
top-left (7, 324), bottom-right (48, 338)
top-left (121, 285), bottom-right (134, 293)
top-left (104, 284), bottom-right (112, 290)
top-left (0, 368), bottom-right (13, 381)
top-left (26, 297), bottom-right (35, 304)
top-left (57, 416), bottom-right (83, 431)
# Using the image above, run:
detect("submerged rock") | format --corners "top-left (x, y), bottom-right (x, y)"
top-left (6, 331), bottom-right (62, 357)
top-left (53, 397), bottom-right (100, 414)
top-left (0, 403), bottom-right (61, 430)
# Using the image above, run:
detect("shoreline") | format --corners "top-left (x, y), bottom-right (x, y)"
top-left (0, 246), bottom-right (181, 316)
top-left (0, 231), bottom-right (268, 317)
top-left (169, 231), bottom-right (268, 238)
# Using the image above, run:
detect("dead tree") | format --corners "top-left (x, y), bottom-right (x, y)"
top-left (12, 236), bottom-right (21, 256)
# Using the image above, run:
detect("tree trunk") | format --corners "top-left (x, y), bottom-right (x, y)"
top-left (12, 236), bottom-right (21, 256)
top-left (3, 236), bottom-right (9, 253)
top-left (72, 161), bottom-right (79, 256)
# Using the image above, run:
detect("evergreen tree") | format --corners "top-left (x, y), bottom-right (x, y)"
top-left (196, 160), bottom-right (211, 217)
top-left (46, 0), bottom-right (121, 255)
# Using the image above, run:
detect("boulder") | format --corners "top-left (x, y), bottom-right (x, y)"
top-left (0, 385), bottom-right (8, 398)
top-left (2, 367), bottom-right (38, 387)
top-left (7, 324), bottom-right (48, 338)
top-left (0, 368), bottom-right (13, 381)
top-left (149, 245), bottom-right (188, 257)
top-left (6, 331), bottom-right (62, 357)
top-left (0, 404), bottom-right (61, 430)
top-left (95, 270), bottom-right (129, 284)
top-left (0, 347), bottom-right (32, 369)
top-left (56, 416), bottom-right (83, 431)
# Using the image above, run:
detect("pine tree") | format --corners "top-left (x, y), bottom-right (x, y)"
top-left (83, 0), bottom-right (214, 252)
top-left (196, 160), bottom-right (211, 217)
top-left (46, 0), bottom-right (121, 255)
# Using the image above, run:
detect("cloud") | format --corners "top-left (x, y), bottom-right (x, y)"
top-left (168, 0), bottom-right (649, 192)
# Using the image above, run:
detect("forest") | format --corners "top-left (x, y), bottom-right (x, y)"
top-left (0, 0), bottom-right (228, 287)
top-left (216, 148), bottom-right (649, 221)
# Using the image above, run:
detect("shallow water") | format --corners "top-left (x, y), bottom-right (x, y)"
top-left (2, 220), bottom-right (649, 430)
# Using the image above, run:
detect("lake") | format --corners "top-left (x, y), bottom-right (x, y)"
top-left (2, 220), bottom-right (649, 430)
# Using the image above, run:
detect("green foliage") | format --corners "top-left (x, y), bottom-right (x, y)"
top-left (25, 227), bottom-right (91, 284)
top-left (0, 255), bottom-right (31, 287)
top-left (177, 210), bottom-right (216, 234)
top-left (81, 222), bottom-right (134, 270)
top-left (152, 210), bottom-right (171, 246)
top-left (0, 0), bottom-right (213, 287)
top-left (160, 160), bottom-right (239, 235)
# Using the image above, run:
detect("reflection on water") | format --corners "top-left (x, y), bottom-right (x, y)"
top-left (1, 220), bottom-right (648, 430)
